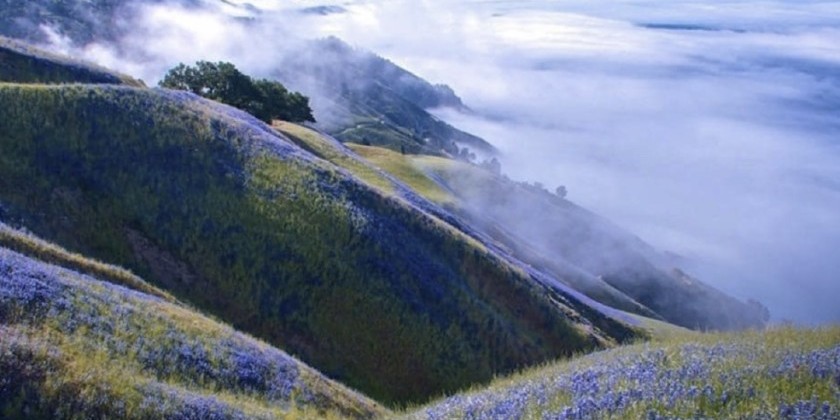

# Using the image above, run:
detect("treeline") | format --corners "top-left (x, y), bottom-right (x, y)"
top-left (160, 61), bottom-right (315, 123)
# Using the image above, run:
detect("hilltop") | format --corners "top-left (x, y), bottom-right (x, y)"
top-left (0, 36), bottom-right (142, 86)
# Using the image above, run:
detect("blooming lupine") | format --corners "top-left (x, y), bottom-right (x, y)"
top-left (414, 337), bottom-right (840, 420)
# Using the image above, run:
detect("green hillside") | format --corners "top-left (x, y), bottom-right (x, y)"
top-left (0, 30), bottom-right (793, 418)
top-left (0, 82), bottom-right (638, 405)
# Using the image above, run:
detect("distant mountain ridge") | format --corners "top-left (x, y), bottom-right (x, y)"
top-left (0, 0), bottom-right (492, 157)
top-left (276, 37), bottom-right (494, 156)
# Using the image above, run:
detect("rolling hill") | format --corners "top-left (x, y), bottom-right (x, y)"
top-left (268, 123), bottom-right (767, 331)
top-left (0, 45), bottom-right (644, 405)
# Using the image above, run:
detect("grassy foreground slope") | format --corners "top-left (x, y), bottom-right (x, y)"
top-left (0, 245), bottom-right (385, 419)
top-left (0, 83), bottom-right (637, 405)
top-left (409, 326), bottom-right (840, 419)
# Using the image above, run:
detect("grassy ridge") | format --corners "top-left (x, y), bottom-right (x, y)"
top-left (0, 247), bottom-right (385, 419)
top-left (273, 122), bottom-right (396, 194)
top-left (347, 143), bottom-right (456, 206)
top-left (409, 326), bottom-right (840, 419)
top-left (0, 221), bottom-right (176, 302)
top-left (0, 36), bottom-right (142, 86)
top-left (347, 144), bottom-right (664, 317)
top-left (0, 83), bottom-right (633, 405)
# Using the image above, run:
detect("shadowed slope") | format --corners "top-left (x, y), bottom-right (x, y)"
top-left (0, 83), bottom-right (637, 405)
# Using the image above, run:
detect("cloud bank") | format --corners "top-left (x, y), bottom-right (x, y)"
top-left (301, 0), bottom-right (840, 324)
top-left (42, 0), bottom-right (840, 324)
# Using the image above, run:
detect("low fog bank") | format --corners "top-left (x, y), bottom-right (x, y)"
top-left (35, 0), bottom-right (840, 323)
top-left (299, 0), bottom-right (840, 324)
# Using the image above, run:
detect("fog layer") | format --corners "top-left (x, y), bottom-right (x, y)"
top-left (288, 0), bottom-right (840, 324)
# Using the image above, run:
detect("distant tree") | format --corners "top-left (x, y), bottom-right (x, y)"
top-left (747, 299), bottom-right (771, 324)
top-left (160, 61), bottom-right (315, 123)
top-left (457, 147), bottom-right (476, 162)
top-left (480, 157), bottom-right (502, 175)
top-left (555, 185), bottom-right (567, 199)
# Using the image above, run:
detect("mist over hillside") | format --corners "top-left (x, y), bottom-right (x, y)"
top-left (0, 0), bottom-right (794, 328)
top-left (291, 0), bottom-right (840, 324)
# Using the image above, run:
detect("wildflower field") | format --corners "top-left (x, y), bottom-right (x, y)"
top-left (409, 327), bottom-right (840, 420)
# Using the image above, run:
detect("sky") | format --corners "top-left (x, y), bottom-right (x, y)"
top-left (46, 0), bottom-right (840, 324)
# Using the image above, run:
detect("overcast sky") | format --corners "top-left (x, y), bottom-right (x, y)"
top-left (49, 0), bottom-right (840, 323)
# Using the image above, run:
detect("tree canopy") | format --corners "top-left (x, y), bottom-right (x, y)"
top-left (159, 61), bottom-right (315, 123)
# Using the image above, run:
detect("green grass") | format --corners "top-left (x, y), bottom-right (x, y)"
top-left (347, 143), bottom-right (456, 206)
top-left (273, 122), bottom-right (396, 194)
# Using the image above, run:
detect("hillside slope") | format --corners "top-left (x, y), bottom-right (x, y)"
top-left (0, 241), bottom-right (384, 418)
top-left (409, 327), bottom-right (840, 419)
top-left (346, 143), bottom-right (768, 331)
top-left (0, 82), bottom-right (637, 405)
top-left (276, 37), bottom-right (494, 156)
